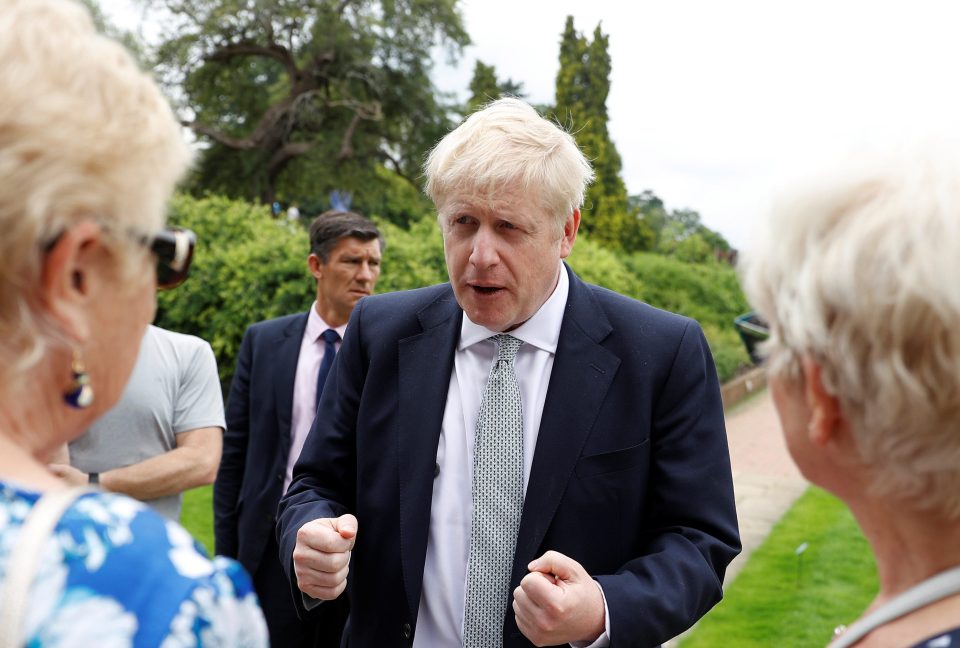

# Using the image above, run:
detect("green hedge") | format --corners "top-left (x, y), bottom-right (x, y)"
top-left (158, 195), bottom-right (315, 389)
top-left (158, 194), bottom-right (751, 388)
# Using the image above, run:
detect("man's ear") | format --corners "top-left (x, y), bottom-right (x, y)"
top-left (40, 221), bottom-right (104, 344)
top-left (307, 253), bottom-right (324, 281)
top-left (800, 357), bottom-right (843, 447)
top-left (559, 209), bottom-right (580, 259)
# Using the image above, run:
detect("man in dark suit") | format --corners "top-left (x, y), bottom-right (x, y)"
top-left (278, 98), bottom-right (740, 648)
top-left (214, 210), bottom-right (383, 648)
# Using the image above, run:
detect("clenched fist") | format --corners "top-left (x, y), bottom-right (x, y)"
top-left (512, 550), bottom-right (606, 647)
top-left (292, 514), bottom-right (357, 601)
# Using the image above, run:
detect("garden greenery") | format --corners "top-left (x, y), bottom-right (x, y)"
top-left (159, 194), bottom-right (751, 389)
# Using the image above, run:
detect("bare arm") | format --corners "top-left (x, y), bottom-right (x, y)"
top-left (51, 426), bottom-right (222, 498)
top-left (101, 425), bottom-right (222, 498)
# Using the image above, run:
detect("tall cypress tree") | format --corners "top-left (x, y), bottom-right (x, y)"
top-left (554, 17), bottom-right (587, 129)
top-left (467, 61), bottom-right (500, 113)
top-left (466, 60), bottom-right (526, 115)
top-left (554, 18), bottom-right (647, 250)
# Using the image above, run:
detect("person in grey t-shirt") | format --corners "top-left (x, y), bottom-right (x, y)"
top-left (51, 324), bottom-right (225, 520)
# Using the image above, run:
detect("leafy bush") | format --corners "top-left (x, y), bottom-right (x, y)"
top-left (375, 216), bottom-right (448, 292)
top-left (158, 194), bottom-right (315, 387)
top-left (157, 194), bottom-right (752, 388)
top-left (570, 241), bottom-right (751, 379)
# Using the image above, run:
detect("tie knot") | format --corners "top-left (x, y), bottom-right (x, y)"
top-left (320, 328), bottom-right (340, 345)
top-left (493, 334), bottom-right (522, 363)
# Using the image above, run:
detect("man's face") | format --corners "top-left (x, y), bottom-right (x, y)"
top-left (440, 188), bottom-right (578, 332)
top-left (311, 236), bottom-right (382, 326)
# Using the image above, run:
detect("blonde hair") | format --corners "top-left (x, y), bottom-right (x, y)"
top-left (0, 0), bottom-right (191, 386)
top-left (423, 97), bottom-right (594, 233)
top-left (741, 143), bottom-right (960, 518)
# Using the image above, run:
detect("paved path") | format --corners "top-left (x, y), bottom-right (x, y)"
top-left (664, 388), bottom-right (808, 646)
top-left (722, 389), bottom-right (808, 585)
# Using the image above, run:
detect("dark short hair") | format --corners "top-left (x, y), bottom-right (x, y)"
top-left (308, 210), bottom-right (384, 262)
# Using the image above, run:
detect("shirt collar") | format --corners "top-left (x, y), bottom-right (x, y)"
top-left (459, 263), bottom-right (569, 354)
top-left (305, 301), bottom-right (348, 341)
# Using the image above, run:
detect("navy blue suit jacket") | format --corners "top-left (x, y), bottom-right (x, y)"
top-left (215, 311), bottom-right (309, 572)
top-left (278, 266), bottom-right (740, 647)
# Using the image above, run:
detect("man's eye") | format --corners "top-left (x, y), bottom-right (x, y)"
top-left (501, 221), bottom-right (517, 230)
top-left (454, 216), bottom-right (473, 225)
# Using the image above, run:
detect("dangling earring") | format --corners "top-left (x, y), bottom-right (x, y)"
top-left (64, 351), bottom-right (94, 409)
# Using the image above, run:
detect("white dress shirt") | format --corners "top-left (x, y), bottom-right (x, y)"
top-left (413, 265), bottom-right (610, 647)
top-left (284, 302), bottom-right (347, 493)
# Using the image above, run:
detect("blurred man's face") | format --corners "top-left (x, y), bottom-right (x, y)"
top-left (439, 187), bottom-right (578, 332)
top-left (311, 236), bottom-right (381, 326)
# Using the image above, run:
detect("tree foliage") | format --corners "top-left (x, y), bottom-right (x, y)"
top-left (467, 60), bottom-right (499, 113)
top-left (145, 0), bottom-right (469, 208)
top-left (631, 190), bottom-right (734, 263)
top-left (466, 59), bottom-right (525, 114)
top-left (159, 194), bottom-right (749, 389)
top-left (553, 18), bottom-right (650, 252)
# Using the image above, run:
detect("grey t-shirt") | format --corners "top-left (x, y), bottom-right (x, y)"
top-left (69, 325), bottom-right (225, 520)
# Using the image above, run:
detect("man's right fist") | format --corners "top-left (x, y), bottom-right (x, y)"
top-left (292, 514), bottom-right (358, 600)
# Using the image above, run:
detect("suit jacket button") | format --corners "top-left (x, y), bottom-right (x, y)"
top-left (276, 473), bottom-right (283, 482)
top-left (434, 463), bottom-right (440, 478)
top-left (402, 623), bottom-right (412, 640)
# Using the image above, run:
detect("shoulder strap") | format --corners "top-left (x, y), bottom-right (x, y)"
top-left (830, 565), bottom-right (960, 648)
top-left (0, 486), bottom-right (93, 648)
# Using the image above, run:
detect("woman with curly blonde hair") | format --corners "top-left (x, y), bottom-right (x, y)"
top-left (0, 0), bottom-right (267, 644)
top-left (742, 144), bottom-right (960, 647)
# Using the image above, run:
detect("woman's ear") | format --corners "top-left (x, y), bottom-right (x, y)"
top-left (40, 221), bottom-right (105, 344)
top-left (800, 357), bottom-right (844, 447)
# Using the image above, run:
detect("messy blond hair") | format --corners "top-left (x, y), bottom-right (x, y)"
top-left (424, 97), bottom-right (594, 234)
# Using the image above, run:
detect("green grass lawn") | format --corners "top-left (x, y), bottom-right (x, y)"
top-left (680, 487), bottom-right (878, 647)
top-left (181, 484), bottom-right (215, 555)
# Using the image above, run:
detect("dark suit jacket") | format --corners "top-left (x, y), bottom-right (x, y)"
top-left (215, 311), bottom-right (308, 572)
top-left (278, 266), bottom-right (740, 648)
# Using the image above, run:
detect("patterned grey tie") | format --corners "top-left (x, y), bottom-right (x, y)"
top-left (463, 334), bottom-right (524, 648)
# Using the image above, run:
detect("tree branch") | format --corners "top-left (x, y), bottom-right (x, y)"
top-left (378, 148), bottom-right (421, 190)
top-left (332, 100), bottom-right (382, 161)
top-left (337, 113), bottom-right (361, 161)
top-left (206, 42), bottom-right (300, 82)
top-left (181, 120), bottom-right (257, 150)
top-left (267, 141), bottom-right (313, 183)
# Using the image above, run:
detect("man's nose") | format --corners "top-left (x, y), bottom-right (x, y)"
top-left (469, 228), bottom-right (499, 268)
top-left (356, 261), bottom-right (376, 282)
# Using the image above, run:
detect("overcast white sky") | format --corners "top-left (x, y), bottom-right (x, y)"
top-left (103, 0), bottom-right (960, 249)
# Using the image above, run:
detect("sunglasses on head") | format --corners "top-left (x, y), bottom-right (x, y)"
top-left (149, 227), bottom-right (196, 289)
top-left (42, 224), bottom-right (197, 290)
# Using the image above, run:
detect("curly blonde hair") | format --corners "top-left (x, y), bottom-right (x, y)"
top-left (0, 0), bottom-right (191, 387)
top-left (741, 144), bottom-right (960, 518)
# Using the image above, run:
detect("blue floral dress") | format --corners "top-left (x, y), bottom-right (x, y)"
top-left (0, 482), bottom-right (268, 646)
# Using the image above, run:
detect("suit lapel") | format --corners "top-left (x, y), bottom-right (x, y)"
top-left (512, 268), bottom-right (620, 585)
top-left (397, 288), bottom-right (462, 622)
top-left (273, 312), bottom-right (309, 457)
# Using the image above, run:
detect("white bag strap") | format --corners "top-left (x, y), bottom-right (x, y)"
top-left (0, 486), bottom-right (93, 648)
top-left (830, 565), bottom-right (960, 648)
